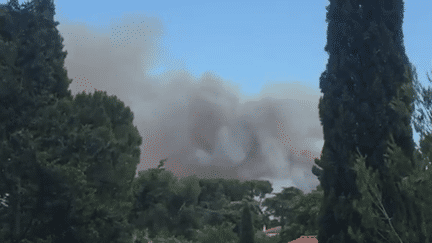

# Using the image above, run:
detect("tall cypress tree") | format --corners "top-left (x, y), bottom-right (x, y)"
top-left (0, 0), bottom-right (75, 242)
top-left (312, 1), bottom-right (418, 242)
top-left (239, 202), bottom-right (255, 243)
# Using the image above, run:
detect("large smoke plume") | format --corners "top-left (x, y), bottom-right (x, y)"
top-left (58, 11), bottom-right (324, 194)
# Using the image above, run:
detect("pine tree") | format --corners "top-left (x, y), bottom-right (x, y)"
top-left (128, 160), bottom-right (180, 239)
top-left (239, 202), bottom-right (255, 243)
top-left (1, 91), bottom-right (143, 243)
top-left (65, 91), bottom-right (143, 243)
top-left (279, 185), bottom-right (323, 242)
top-left (348, 135), bottom-right (431, 243)
top-left (312, 1), bottom-right (418, 242)
top-left (262, 186), bottom-right (303, 242)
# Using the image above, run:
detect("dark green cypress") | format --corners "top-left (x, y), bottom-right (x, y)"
top-left (239, 202), bottom-right (255, 243)
top-left (0, 0), bottom-right (74, 242)
top-left (312, 0), bottom-right (418, 242)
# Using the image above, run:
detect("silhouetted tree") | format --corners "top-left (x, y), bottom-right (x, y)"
top-left (0, 1), bottom-right (143, 242)
top-left (239, 202), bottom-right (254, 243)
top-left (0, 0), bottom-right (74, 242)
top-left (312, 0), bottom-right (418, 242)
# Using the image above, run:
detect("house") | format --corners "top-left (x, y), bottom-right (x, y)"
top-left (263, 225), bottom-right (282, 237)
top-left (288, 235), bottom-right (318, 243)
top-left (263, 225), bottom-right (318, 242)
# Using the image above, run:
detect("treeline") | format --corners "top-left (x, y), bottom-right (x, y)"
top-left (123, 158), bottom-right (326, 243)
top-left (125, 158), bottom-right (323, 243)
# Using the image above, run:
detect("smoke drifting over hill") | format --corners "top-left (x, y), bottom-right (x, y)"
top-left (58, 11), bottom-right (324, 194)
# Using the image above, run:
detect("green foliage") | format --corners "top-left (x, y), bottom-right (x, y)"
top-left (0, 0), bottom-right (72, 102)
top-left (128, 171), bottom-right (274, 242)
top-left (0, 0), bottom-right (142, 242)
top-left (1, 32), bottom-right (142, 243)
top-left (348, 145), bottom-right (402, 243)
top-left (131, 227), bottom-right (195, 243)
top-left (0, 90), bottom-right (143, 243)
top-left (128, 163), bottom-right (202, 241)
top-left (220, 179), bottom-right (248, 201)
top-left (198, 179), bottom-right (230, 211)
top-left (194, 222), bottom-right (239, 243)
top-left (128, 166), bottom-right (179, 238)
top-left (262, 186), bottom-right (304, 232)
top-left (35, 91), bottom-right (141, 243)
top-left (177, 175), bottom-right (201, 207)
top-left (131, 218), bottom-right (241, 243)
top-left (348, 133), bottom-right (432, 243)
top-left (0, 5), bottom-right (76, 242)
top-left (410, 65), bottom-right (432, 171)
top-left (239, 202), bottom-right (255, 243)
top-left (278, 185), bottom-right (322, 242)
top-left (0, 128), bottom-right (86, 243)
top-left (254, 230), bottom-right (281, 243)
top-left (192, 177), bottom-right (273, 235)
top-left (243, 180), bottom-right (273, 200)
top-left (315, 1), bottom-right (418, 242)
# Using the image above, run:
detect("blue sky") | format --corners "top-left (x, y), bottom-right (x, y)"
top-left (2, 0), bottom-right (432, 201)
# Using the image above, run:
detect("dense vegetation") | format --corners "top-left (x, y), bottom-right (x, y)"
top-left (2, 0), bottom-right (432, 243)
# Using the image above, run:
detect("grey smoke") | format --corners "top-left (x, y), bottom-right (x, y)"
top-left (57, 11), bottom-right (324, 194)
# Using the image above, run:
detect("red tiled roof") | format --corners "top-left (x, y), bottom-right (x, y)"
top-left (288, 235), bottom-right (318, 243)
top-left (264, 226), bottom-right (281, 233)
top-left (262, 225), bottom-right (318, 242)
top-left (263, 225), bottom-right (281, 237)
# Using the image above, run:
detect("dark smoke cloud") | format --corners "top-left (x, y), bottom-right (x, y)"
top-left (57, 11), bottom-right (324, 194)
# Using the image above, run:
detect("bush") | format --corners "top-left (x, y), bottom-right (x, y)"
top-left (132, 227), bottom-right (195, 243)
top-left (132, 222), bottom-right (285, 243)
top-left (193, 222), bottom-right (239, 243)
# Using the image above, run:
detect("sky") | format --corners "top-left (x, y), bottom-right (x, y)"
top-left (1, 0), bottom-right (432, 204)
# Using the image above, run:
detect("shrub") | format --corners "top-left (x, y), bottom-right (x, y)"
top-left (193, 222), bottom-right (239, 243)
top-left (132, 227), bottom-right (195, 243)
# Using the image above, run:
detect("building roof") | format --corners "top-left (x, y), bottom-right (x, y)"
top-left (288, 236), bottom-right (318, 243)
top-left (264, 226), bottom-right (282, 233)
